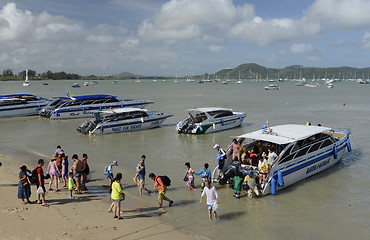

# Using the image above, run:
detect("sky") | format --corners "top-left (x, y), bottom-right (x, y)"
top-left (1, 0), bottom-right (370, 76)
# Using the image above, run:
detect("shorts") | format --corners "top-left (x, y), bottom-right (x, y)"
top-left (73, 171), bottom-right (82, 178)
top-left (137, 179), bottom-right (145, 190)
top-left (218, 159), bottom-right (225, 170)
top-left (207, 204), bottom-right (216, 213)
top-left (108, 172), bottom-right (113, 179)
top-left (158, 187), bottom-right (167, 201)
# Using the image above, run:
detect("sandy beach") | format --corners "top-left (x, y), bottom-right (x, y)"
top-left (0, 153), bottom-right (199, 240)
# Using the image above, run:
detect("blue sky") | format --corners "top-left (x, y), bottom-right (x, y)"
top-left (1, 0), bottom-right (370, 76)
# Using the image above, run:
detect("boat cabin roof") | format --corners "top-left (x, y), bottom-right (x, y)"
top-left (187, 107), bottom-right (232, 114)
top-left (0, 94), bottom-right (37, 99)
top-left (100, 107), bottom-right (147, 114)
top-left (236, 124), bottom-right (331, 145)
top-left (56, 94), bottom-right (115, 100)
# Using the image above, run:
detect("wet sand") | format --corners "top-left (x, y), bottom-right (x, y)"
top-left (0, 153), bottom-right (199, 240)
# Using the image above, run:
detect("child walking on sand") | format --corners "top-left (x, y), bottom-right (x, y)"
top-left (111, 173), bottom-right (124, 220)
top-left (68, 172), bottom-right (75, 199)
top-left (200, 179), bottom-right (219, 221)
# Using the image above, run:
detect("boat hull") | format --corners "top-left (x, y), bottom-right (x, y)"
top-left (88, 115), bottom-right (171, 135)
top-left (0, 102), bottom-right (49, 118)
top-left (176, 112), bottom-right (246, 134)
top-left (262, 134), bottom-right (349, 195)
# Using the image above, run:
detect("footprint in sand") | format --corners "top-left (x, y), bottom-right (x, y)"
top-left (2, 207), bottom-right (26, 214)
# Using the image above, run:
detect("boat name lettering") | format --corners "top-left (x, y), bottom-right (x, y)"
top-left (112, 127), bottom-right (122, 132)
top-left (306, 159), bottom-right (330, 174)
top-left (130, 124), bottom-right (141, 129)
top-left (222, 120), bottom-right (237, 126)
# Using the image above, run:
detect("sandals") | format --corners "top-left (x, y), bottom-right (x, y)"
top-left (169, 200), bottom-right (174, 206)
top-left (41, 203), bottom-right (49, 207)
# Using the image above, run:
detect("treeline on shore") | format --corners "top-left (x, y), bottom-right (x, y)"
top-left (2, 63), bottom-right (370, 81)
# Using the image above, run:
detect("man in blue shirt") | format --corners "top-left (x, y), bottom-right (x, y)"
top-left (196, 163), bottom-right (211, 192)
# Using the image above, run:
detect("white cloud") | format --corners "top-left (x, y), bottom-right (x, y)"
top-left (208, 44), bottom-right (225, 53)
top-left (305, 0), bottom-right (370, 29)
top-left (362, 32), bottom-right (370, 49)
top-left (290, 43), bottom-right (313, 54)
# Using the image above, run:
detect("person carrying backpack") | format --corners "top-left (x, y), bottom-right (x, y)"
top-left (105, 161), bottom-right (118, 190)
top-left (149, 173), bottom-right (173, 208)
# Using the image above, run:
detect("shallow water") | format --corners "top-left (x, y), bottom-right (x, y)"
top-left (1, 79), bottom-right (369, 239)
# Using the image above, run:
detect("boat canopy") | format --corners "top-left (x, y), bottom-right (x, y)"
top-left (99, 107), bottom-right (147, 115)
top-left (56, 94), bottom-right (115, 100)
top-left (236, 124), bottom-right (332, 145)
top-left (187, 107), bottom-right (232, 114)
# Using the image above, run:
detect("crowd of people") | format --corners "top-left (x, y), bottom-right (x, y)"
top-left (17, 146), bottom-right (90, 207)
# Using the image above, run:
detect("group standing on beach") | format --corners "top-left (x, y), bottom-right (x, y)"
top-left (17, 145), bottom-right (91, 207)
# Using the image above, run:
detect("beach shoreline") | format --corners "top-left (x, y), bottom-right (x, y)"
top-left (0, 152), bottom-right (201, 240)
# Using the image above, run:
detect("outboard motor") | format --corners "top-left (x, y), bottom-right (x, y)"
top-left (219, 162), bottom-right (241, 185)
top-left (77, 120), bottom-right (96, 134)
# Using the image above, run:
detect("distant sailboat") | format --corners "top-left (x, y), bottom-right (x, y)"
top-left (23, 69), bottom-right (30, 87)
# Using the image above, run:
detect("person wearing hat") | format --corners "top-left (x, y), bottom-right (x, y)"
top-left (106, 161), bottom-right (118, 189)
top-left (213, 144), bottom-right (226, 179)
top-left (243, 170), bottom-right (260, 198)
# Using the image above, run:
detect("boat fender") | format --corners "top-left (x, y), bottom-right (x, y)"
top-left (175, 122), bottom-right (179, 129)
top-left (100, 126), bottom-right (104, 133)
top-left (199, 125), bottom-right (203, 132)
top-left (213, 123), bottom-right (216, 129)
top-left (271, 177), bottom-right (276, 195)
top-left (38, 105), bottom-right (41, 110)
top-left (55, 110), bottom-right (58, 117)
top-left (346, 139), bottom-right (352, 152)
top-left (99, 106), bottom-right (102, 111)
top-left (121, 102), bottom-right (123, 108)
top-left (83, 107), bottom-right (85, 114)
top-left (277, 170), bottom-right (284, 187)
top-left (239, 115), bottom-right (243, 122)
top-left (333, 145), bottom-right (338, 159)
top-left (141, 117), bottom-right (144, 123)
top-left (221, 119), bottom-right (224, 126)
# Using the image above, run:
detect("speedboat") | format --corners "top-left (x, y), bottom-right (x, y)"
top-left (176, 107), bottom-right (247, 134)
top-left (305, 83), bottom-right (321, 87)
top-left (77, 108), bottom-right (172, 135)
top-left (39, 94), bottom-right (154, 119)
top-left (0, 94), bottom-right (50, 118)
top-left (216, 124), bottom-right (352, 195)
top-left (264, 84), bottom-right (280, 90)
top-left (71, 83), bottom-right (81, 88)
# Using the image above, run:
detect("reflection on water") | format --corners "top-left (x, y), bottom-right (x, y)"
top-left (0, 80), bottom-right (369, 239)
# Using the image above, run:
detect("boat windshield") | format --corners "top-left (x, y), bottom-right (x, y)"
top-left (103, 111), bottom-right (149, 122)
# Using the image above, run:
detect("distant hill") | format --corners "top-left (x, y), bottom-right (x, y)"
top-left (114, 72), bottom-right (140, 78)
top-left (213, 63), bottom-right (370, 80)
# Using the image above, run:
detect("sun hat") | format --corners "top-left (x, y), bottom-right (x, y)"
top-left (213, 144), bottom-right (220, 149)
top-left (113, 160), bottom-right (118, 166)
top-left (52, 154), bottom-right (58, 160)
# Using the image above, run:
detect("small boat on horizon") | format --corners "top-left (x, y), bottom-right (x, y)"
top-left (22, 69), bottom-right (30, 87)
top-left (264, 84), bottom-right (280, 90)
top-left (77, 108), bottom-right (172, 135)
top-left (176, 107), bottom-right (246, 134)
top-left (72, 83), bottom-right (81, 88)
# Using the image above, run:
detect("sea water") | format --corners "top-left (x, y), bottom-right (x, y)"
top-left (0, 80), bottom-right (369, 239)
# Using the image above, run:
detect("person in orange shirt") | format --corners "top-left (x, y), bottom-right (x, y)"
top-left (149, 173), bottom-right (173, 208)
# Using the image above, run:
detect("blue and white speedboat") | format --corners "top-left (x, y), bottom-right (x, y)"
top-left (39, 94), bottom-right (153, 119)
top-left (217, 124), bottom-right (351, 195)
top-left (0, 94), bottom-right (50, 118)
top-left (176, 107), bottom-right (246, 134)
top-left (77, 108), bottom-right (172, 135)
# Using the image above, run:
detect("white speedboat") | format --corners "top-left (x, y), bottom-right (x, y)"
top-left (77, 108), bottom-right (172, 135)
top-left (39, 94), bottom-right (153, 119)
top-left (217, 124), bottom-right (351, 195)
top-left (176, 107), bottom-right (247, 134)
top-left (0, 94), bottom-right (50, 118)
top-left (305, 83), bottom-right (321, 87)
top-left (264, 84), bottom-right (280, 90)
